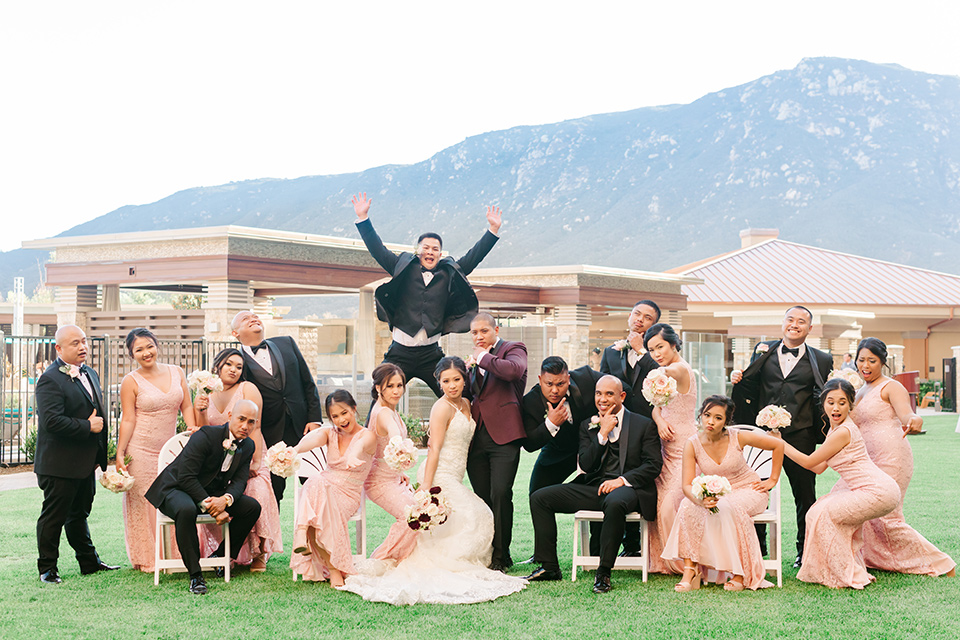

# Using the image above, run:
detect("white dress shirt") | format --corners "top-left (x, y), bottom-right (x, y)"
top-left (390, 270), bottom-right (443, 347)
top-left (544, 398), bottom-right (574, 437)
top-left (778, 342), bottom-right (806, 378)
top-left (242, 343), bottom-right (274, 376)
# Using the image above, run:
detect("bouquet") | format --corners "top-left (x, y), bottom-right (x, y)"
top-left (405, 486), bottom-right (450, 531)
top-left (828, 368), bottom-right (864, 391)
top-left (265, 442), bottom-right (300, 478)
top-left (187, 369), bottom-right (223, 397)
top-left (756, 404), bottom-right (792, 433)
top-left (690, 474), bottom-right (732, 514)
top-left (99, 469), bottom-right (135, 493)
top-left (383, 436), bottom-right (417, 471)
top-left (641, 368), bottom-right (678, 407)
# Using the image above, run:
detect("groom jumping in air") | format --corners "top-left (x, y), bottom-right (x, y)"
top-left (352, 192), bottom-right (502, 397)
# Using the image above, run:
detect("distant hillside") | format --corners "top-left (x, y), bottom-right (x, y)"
top-left (4, 56), bottom-right (959, 297)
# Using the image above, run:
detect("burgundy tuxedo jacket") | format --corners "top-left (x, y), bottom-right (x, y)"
top-left (470, 339), bottom-right (528, 445)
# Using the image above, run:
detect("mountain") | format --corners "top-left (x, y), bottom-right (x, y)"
top-left (4, 57), bottom-right (960, 298)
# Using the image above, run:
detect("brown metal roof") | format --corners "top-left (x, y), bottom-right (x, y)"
top-left (678, 239), bottom-right (960, 306)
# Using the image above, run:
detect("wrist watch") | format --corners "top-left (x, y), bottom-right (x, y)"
top-left (223, 494), bottom-right (234, 508)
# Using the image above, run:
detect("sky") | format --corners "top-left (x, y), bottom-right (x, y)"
top-left (2, 1), bottom-right (959, 252)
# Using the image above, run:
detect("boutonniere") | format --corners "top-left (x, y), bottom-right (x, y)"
top-left (59, 364), bottom-right (80, 380)
top-left (613, 339), bottom-right (629, 352)
top-left (589, 415), bottom-right (601, 429)
top-left (755, 343), bottom-right (770, 354)
top-left (222, 439), bottom-right (238, 456)
top-left (464, 355), bottom-right (477, 370)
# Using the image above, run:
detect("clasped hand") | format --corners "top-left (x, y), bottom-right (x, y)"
top-left (203, 496), bottom-right (230, 523)
top-left (700, 495), bottom-right (719, 510)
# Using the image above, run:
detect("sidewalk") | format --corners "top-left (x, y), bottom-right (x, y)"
top-left (0, 471), bottom-right (37, 492)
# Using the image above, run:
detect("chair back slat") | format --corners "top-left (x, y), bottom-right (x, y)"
top-left (733, 425), bottom-right (773, 480)
top-left (157, 432), bottom-right (193, 472)
top-left (296, 447), bottom-right (329, 481)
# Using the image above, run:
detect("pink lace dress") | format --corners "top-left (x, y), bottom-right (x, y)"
top-left (199, 382), bottom-right (283, 565)
top-left (123, 367), bottom-right (182, 572)
top-left (648, 360), bottom-right (698, 574)
top-left (365, 404), bottom-right (418, 562)
top-left (290, 428), bottom-right (373, 581)
top-left (798, 419), bottom-right (900, 588)
top-left (848, 381), bottom-right (955, 576)
top-left (661, 430), bottom-right (772, 589)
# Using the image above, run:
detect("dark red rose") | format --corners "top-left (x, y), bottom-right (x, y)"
top-left (431, 497), bottom-right (439, 505)
top-left (419, 513), bottom-right (431, 522)
top-left (408, 520), bottom-right (421, 530)
top-left (429, 486), bottom-right (441, 494)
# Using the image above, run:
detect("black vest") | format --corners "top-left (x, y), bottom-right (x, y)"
top-left (242, 352), bottom-right (288, 444)
top-left (601, 440), bottom-right (623, 480)
top-left (390, 268), bottom-right (452, 338)
top-left (760, 351), bottom-right (815, 431)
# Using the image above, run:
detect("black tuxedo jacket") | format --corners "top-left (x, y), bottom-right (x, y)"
top-left (357, 218), bottom-right (498, 336)
top-left (732, 340), bottom-right (832, 434)
top-left (240, 335), bottom-right (322, 448)
top-left (599, 344), bottom-right (656, 417)
top-left (577, 408), bottom-right (662, 521)
top-left (522, 365), bottom-right (601, 460)
top-left (145, 424), bottom-right (254, 509)
top-left (34, 358), bottom-right (108, 478)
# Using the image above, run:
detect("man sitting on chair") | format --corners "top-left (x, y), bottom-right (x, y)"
top-left (145, 399), bottom-right (262, 595)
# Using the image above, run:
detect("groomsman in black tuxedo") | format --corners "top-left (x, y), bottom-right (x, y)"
top-left (731, 305), bottom-right (831, 566)
top-left (146, 399), bottom-right (261, 595)
top-left (232, 310), bottom-right (323, 504)
top-left (525, 376), bottom-right (662, 593)
top-left (466, 312), bottom-right (528, 572)
top-left (352, 192), bottom-right (501, 397)
top-left (34, 325), bottom-right (119, 584)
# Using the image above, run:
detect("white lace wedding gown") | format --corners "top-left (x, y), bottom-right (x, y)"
top-left (341, 410), bottom-right (528, 605)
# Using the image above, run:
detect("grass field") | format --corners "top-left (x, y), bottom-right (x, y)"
top-left (2, 417), bottom-right (958, 640)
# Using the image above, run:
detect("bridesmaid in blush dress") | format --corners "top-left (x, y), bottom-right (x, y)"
top-left (643, 323), bottom-right (698, 575)
top-left (779, 378), bottom-right (900, 589)
top-left (194, 348), bottom-right (283, 572)
top-left (290, 390), bottom-right (376, 587)
top-left (849, 338), bottom-right (955, 577)
top-left (662, 395), bottom-right (783, 591)
top-left (364, 363), bottom-right (418, 563)
top-left (115, 328), bottom-right (196, 572)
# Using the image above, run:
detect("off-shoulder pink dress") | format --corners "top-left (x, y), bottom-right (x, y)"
top-left (291, 428), bottom-right (373, 581)
top-left (123, 367), bottom-right (181, 572)
top-left (199, 382), bottom-right (283, 565)
top-left (848, 380), bottom-right (954, 576)
top-left (798, 420), bottom-right (900, 589)
top-left (365, 404), bottom-right (418, 562)
top-left (661, 430), bottom-right (773, 589)
top-left (648, 361), bottom-right (698, 574)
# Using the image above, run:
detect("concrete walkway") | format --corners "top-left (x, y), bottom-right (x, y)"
top-left (0, 471), bottom-right (38, 492)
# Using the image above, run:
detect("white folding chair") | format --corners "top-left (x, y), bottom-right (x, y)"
top-left (571, 511), bottom-right (649, 582)
top-left (153, 432), bottom-right (231, 586)
top-left (736, 425), bottom-right (783, 587)
top-left (291, 446), bottom-right (367, 581)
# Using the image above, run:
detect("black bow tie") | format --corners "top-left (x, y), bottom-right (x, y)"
top-left (78, 364), bottom-right (89, 375)
top-left (421, 266), bottom-right (436, 274)
top-left (781, 345), bottom-right (800, 357)
top-left (251, 341), bottom-right (268, 354)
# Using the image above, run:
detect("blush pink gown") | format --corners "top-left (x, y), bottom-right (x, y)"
top-left (365, 404), bottom-right (418, 562)
top-left (848, 380), bottom-right (955, 576)
top-left (661, 430), bottom-right (773, 589)
top-left (123, 367), bottom-right (182, 572)
top-left (290, 428), bottom-right (373, 581)
top-left (199, 382), bottom-right (283, 565)
top-left (648, 360), bottom-right (698, 574)
top-left (798, 420), bottom-right (900, 588)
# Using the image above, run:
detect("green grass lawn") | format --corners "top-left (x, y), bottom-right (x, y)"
top-left (2, 417), bottom-right (959, 640)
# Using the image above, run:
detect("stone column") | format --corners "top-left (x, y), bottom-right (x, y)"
top-left (203, 279), bottom-right (252, 341)
top-left (887, 344), bottom-right (905, 375)
top-left (554, 305), bottom-right (591, 369)
top-left (101, 284), bottom-right (121, 312)
top-left (54, 285), bottom-right (98, 332)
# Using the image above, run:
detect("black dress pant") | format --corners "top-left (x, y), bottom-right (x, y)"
top-left (466, 423), bottom-right (521, 567)
top-left (159, 490), bottom-right (261, 577)
top-left (382, 341), bottom-right (444, 398)
top-left (528, 452), bottom-right (577, 494)
top-left (756, 426), bottom-right (818, 556)
top-left (36, 472), bottom-right (100, 574)
top-left (531, 481), bottom-right (639, 573)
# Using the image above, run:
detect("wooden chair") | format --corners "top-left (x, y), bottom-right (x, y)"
top-left (571, 512), bottom-right (649, 582)
top-left (919, 389), bottom-right (942, 409)
top-left (153, 432), bottom-right (231, 586)
top-left (291, 446), bottom-right (367, 581)
top-left (737, 425), bottom-right (783, 587)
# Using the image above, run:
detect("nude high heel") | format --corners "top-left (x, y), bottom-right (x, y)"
top-left (723, 579), bottom-right (745, 591)
top-left (674, 568), bottom-right (701, 592)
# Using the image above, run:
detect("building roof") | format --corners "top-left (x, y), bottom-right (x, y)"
top-left (674, 238), bottom-right (960, 307)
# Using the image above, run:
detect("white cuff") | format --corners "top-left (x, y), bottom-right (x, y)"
top-left (544, 418), bottom-right (561, 437)
top-left (619, 476), bottom-right (631, 487)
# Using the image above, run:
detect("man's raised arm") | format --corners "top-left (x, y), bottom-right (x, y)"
top-left (456, 205), bottom-right (502, 275)
top-left (352, 192), bottom-right (399, 273)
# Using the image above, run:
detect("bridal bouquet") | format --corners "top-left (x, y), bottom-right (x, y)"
top-left (99, 468), bottom-right (135, 493)
top-left (828, 368), bottom-right (864, 391)
top-left (641, 368), bottom-right (678, 407)
top-left (265, 442), bottom-right (300, 478)
top-left (406, 486), bottom-right (450, 531)
top-left (756, 404), bottom-right (792, 433)
top-left (691, 474), bottom-right (732, 514)
top-left (383, 436), bottom-right (417, 471)
top-left (187, 369), bottom-right (223, 397)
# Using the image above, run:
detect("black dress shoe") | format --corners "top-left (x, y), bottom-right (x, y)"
top-left (618, 550), bottom-right (642, 558)
top-left (81, 561), bottom-right (120, 575)
top-left (39, 569), bottom-right (62, 584)
top-left (592, 572), bottom-right (612, 594)
top-left (793, 555), bottom-right (802, 569)
top-left (488, 561), bottom-right (507, 573)
top-left (517, 555), bottom-right (536, 565)
top-left (523, 566), bottom-right (562, 581)
top-left (189, 576), bottom-right (208, 595)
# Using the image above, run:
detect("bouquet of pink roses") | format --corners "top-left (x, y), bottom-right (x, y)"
top-left (99, 468), bottom-right (135, 493)
top-left (265, 442), bottom-right (300, 478)
top-left (641, 368), bottom-right (678, 407)
top-left (828, 368), bottom-right (864, 391)
top-left (383, 436), bottom-right (417, 471)
top-left (187, 369), bottom-right (224, 398)
top-left (690, 474), bottom-right (732, 514)
top-left (756, 404), bottom-right (792, 433)
top-left (405, 486), bottom-right (450, 531)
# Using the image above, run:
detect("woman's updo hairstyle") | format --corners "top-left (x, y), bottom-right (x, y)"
top-left (371, 363), bottom-right (406, 401)
top-left (434, 355), bottom-right (468, 382)
top-left (698, 395), bottom-right (735, 428)
top-left (325, 389), bottom-right (358, 416)
top-left (212, 347), bottom-right (243, 375)
top-left (125, 327), bottom-right (159, 358)
top-left (643, 323), bottom-right (682, 352)
top-left (821, 377), bottom-right (856, 409)
top-left (856, 337), bottom-right (888, 366)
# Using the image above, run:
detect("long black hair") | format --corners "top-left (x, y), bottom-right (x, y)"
top-left (698, 395), bottom-right (735, 428)
top-left (212, 347), bottom-right (244, 375)
top-left (324, 389), bottom-right (357, 421)
top-left (371, 363), bottom-right (406, 401)
top-left (856, 337), bottom-right (888, 366)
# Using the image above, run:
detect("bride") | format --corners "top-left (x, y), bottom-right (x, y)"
top-left (341, 356), bottom-right (527, 605)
